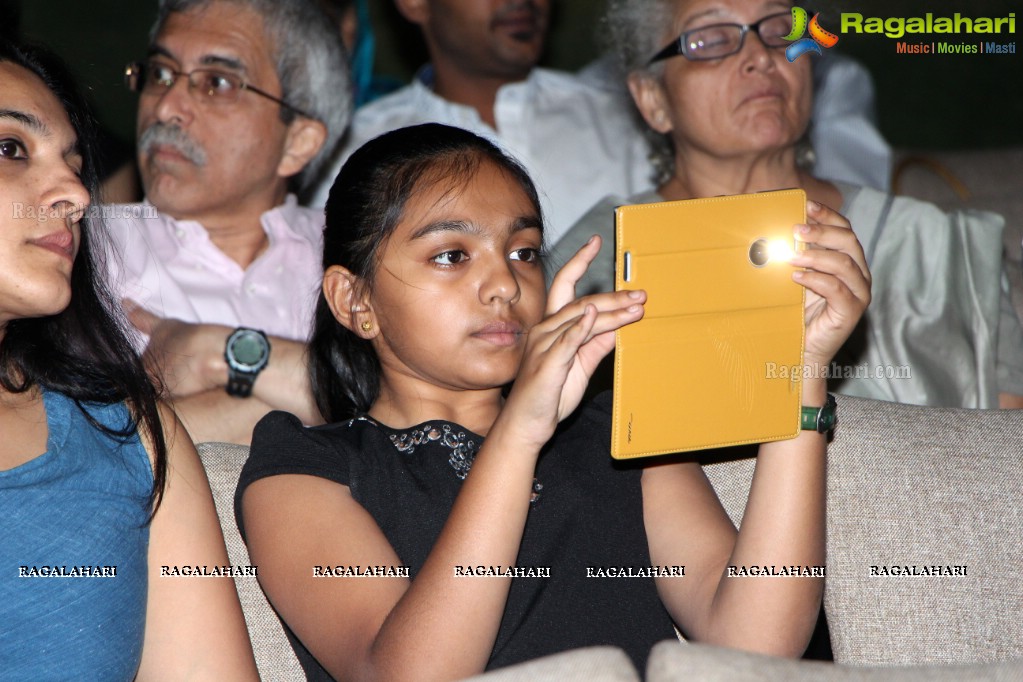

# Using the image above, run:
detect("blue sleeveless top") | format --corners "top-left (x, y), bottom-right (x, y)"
top-left (0, 390), bottom-right (152, 680)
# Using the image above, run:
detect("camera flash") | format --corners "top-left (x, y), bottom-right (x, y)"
top-left (767, 238), bottom-right (795, 262)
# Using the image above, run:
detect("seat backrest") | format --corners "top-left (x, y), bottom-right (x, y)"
top-left (197, 441), bottom-right (304, 681)
top-left (702, 395), bottom-right (1023, 665)
top-left (463, 646), bottom-right (640, 682)
top-left (198, 396), bottom-right (1023, 671)
top-left (646, 640), bottom-right (1023, 681)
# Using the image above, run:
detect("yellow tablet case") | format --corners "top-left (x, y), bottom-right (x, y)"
top-left (611, 190), bottom-right (806, 459)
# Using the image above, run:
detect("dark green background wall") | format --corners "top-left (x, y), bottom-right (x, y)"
top-left (10, 0), bottom-right (1022, 151)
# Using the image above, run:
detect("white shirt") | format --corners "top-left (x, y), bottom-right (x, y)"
top-left (309, 67), bottom-right (655, 244)
top-left (103, 195), bottom-right (323, 343)
top-left (810, 52), bottom-right (892, 191)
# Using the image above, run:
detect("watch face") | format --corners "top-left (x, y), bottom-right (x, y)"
top-left (819, 395), bottom-right (838, 432)
top-left (230, 331), bottom-right (268, 368)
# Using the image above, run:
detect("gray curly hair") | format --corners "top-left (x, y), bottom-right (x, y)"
top-left (152, 0), bottom-right (351, 192)
top-left (601, 0), bottom-right (676, 182)
top-left (603, 0), bottom-right (676, 76)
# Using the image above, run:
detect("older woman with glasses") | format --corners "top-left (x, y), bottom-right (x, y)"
top-left (557, 0), bottom-right (1023, 410)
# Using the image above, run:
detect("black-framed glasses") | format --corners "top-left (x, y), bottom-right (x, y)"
top-left (124, 60), bottom-right (316, 120)
top-left (648, 12), bottom-right (793, 64)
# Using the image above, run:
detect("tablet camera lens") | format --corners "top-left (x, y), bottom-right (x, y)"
top-left (749, 239), bottom-right (770, 267)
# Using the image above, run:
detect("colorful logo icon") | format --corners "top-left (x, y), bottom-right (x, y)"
top-left (783, 7), bottom-right (839, 61)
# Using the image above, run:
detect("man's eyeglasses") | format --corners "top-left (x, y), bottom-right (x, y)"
top-left (124, 60), bottom-right (315, 120)
top-left (648, 12), bottom-right (793, 64)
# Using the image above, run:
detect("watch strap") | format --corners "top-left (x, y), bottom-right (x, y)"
top-left (226, 370), bottom-right (257, 398)
top-left (801, 393), bottom-right (838, 433)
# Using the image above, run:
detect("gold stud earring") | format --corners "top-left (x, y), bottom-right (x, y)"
top-left (361, 320), bottom-right (372, 332)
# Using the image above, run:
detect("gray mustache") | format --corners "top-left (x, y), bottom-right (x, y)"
top-left (138, 124), bottom-right (207, 166)
top-left (494, 1), bottom-right (541, 22)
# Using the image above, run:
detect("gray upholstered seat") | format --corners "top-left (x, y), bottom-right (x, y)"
top-left (199, 441), bottom-right (305, 681)
top-left (703, 394), bottom-right (1023, 666)
top-left (197, 393), bottom-right (1023, 679)
top-left (646, 640), bottom-right (1023, 681)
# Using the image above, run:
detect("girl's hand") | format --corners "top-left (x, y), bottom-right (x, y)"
top-left (790, 201), bottom-right (871, 368)
top-left (500, 236), bottom-right (645, 448)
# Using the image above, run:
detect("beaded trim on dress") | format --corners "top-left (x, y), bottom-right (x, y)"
top-left (350, 416), bottom-right (543, 502)
top-left (389, 424), bottom-right (477, 480)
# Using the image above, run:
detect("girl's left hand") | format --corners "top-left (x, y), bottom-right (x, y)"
top-left (789, 201), bottom-right (871, 368)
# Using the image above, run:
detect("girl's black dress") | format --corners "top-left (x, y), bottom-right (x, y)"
top-left (235, 394), bottom-right (678, 679)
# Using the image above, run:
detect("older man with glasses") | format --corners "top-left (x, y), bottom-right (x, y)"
top-left (104, 0), bottom-right (350, 444)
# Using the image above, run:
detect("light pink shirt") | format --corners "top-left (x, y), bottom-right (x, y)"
top-left (103, 195), bottom-right (323, 343)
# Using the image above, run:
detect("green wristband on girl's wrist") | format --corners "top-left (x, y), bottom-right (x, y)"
top-left (801, 394), bottom-right (837, 433)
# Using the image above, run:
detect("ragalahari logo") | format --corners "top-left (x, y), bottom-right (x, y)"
top-left (783, 7), bottom-right (839, 61)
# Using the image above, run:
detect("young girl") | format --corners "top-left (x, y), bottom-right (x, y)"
top-left (237, 123), bottom-right (870, 680)
top-left (0, 42), bottom-right (258, 679)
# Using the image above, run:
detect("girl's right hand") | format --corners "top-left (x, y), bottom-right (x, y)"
top-left (498, 235), bottom-right (645, 449)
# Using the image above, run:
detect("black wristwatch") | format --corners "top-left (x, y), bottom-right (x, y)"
top-left (801, 393), bottom-right (837, 433)
top-left (224, 327), bottom-right (271, 398)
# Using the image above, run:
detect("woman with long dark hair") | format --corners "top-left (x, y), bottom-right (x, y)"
top-left (0, 41), bottom-right (258, 679)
